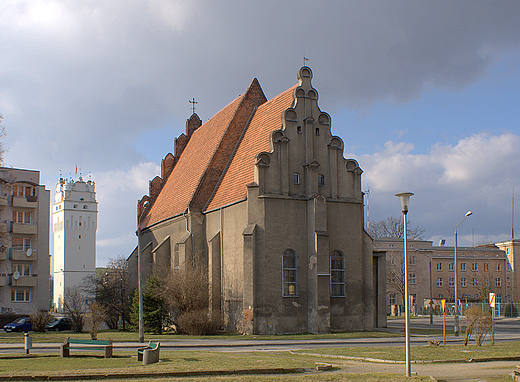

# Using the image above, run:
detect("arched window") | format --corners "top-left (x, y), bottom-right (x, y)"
top-left (282, 249), bottom-right (297, 296)
top-left (173, 244), bottom-right (180, 269)
top-left (330, 250), bottom-right (345, 297)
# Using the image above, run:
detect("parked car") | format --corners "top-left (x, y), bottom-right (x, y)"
top-left (3, 317), bottom-right (32, 332)
top-left (45, 317), bottom-right (72, 331)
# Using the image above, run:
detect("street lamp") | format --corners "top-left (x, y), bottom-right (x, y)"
top-left (453, 210), bottom-right (472, 337)
top-left (395, 192), bottom-right (413, 378)
top-left (137, 200), bottom-right (149, 343)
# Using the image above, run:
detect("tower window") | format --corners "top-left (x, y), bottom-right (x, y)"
top-left (297, 126), bottom-right (302, 133)
top-left (282, 249), bottom-right (298, 296)
top-left (330, 251), bottom-right (345, 297)
top-left (293, 173), bottom-right (300, 185)
top-left (318, 175), bottom-right (325, 187)
top-left (315, 127), bottom-right (320, 136)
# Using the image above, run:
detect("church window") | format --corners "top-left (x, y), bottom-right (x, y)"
top-left (318, 175), bottom-right (325, 187)
top-left (330, 250), bottom-right (345, 297)
top-left (282, 249), bottom-right (297, 296)
top-left (315, 127), bottom-right (320, 136)
top-left (173, 244), bottom-right (180, 269)
top-left (293, 173), bottom-right (300, 185)
top-left (297, 126), bottom-right (302, 133)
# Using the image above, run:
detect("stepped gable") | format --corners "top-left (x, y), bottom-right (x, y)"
top-left (205, 84), bottom-right (297, 212)
top-left (141, 79), bottom-right (266, 228)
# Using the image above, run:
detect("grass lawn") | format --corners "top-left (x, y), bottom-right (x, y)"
top-left (0, 329), bottom-right (402, 344)
top-left (294, 340), bottom-right (520, 362)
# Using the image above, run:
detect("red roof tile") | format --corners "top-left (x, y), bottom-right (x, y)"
top-left (142, 94), bottom-right (245, 227)
top-left (206, 85), bottom-right (297, 211)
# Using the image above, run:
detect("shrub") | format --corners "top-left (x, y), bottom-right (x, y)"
top-left (30, 311), bottom-right (51, 332)
top-left (177, 310), bottom-right (220, 335)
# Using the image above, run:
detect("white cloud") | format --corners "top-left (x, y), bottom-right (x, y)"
top-left (360, 133), bottom-right (520, 247)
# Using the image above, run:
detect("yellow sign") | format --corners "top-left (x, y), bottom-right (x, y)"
top-left (441, 299), bottom-right (446, 312)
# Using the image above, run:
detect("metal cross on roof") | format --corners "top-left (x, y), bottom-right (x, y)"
top-left (189, 98), bottom-right (198, 114)
top-left (303, 55), bottom-right (309, 66)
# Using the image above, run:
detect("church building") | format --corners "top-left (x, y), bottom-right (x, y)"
top-left (130, 67), bottom-right (386, 334)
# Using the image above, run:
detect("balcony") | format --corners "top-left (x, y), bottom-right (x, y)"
top-left (12, 196), bottom-right (38, 209)
top-left (11, 276), bottom-right (37, 287)
top-left (11, 223), bottom-right (37, 235)
top-left (0, 196), bottom-right (7, 207)
top-left (9, 249), bottom-right (37, 261)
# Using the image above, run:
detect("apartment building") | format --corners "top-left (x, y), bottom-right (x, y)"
top-left (375, 238), bottom-right (510, 313)
top-left (0, 168), bottom-right (51, 314)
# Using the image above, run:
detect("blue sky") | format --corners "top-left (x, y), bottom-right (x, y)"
top-left (2, 1), bottom-right (520, 265)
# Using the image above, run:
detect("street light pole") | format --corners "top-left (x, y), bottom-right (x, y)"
top-left (137, 201), bottom-right (149, 343)
top-left (396, 192), bottom-right (413, 378)
top-left (453, 210), bottom-right (472, 337)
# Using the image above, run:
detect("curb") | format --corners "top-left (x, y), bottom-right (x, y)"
top-left (0, 367), bottom-right (307, 381)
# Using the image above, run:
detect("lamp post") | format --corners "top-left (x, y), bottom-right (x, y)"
top-left (137, 200), bottom-right (149, 343)
top-left (453, 210), bottom-right (472, 337)
top-left (396, 192), bottom-right (413, 377)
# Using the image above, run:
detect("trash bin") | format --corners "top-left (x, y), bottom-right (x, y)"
top-left (24, 332), bottom-right (32, 355)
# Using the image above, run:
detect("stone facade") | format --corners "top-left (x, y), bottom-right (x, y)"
top-left (130, 67), bottom-right (386, 334)
top-left (0, 167), bottom-right (50, 314)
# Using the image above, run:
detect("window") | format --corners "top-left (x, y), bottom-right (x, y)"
top-left (507, 263), bottom-right (512, 272)
top-left (436, 262), bottom-right (443, 271)
top-left (437, 294), bottom-right (444, 299)
top-left (318, 175), bottom-right (325, 187)
top-left (330, 250), bottom-right (345, 297)
top-left (448, 262), bottom-right (454, 271)
top-left (12, 185), bottom-right (34, 198)
top-left (449, 277), bottom-right (454, 287)
top-left (483, 263), bottom-right (489, 271)
top-left (472, 278), bottom-right (478, 287)
top-left (496, 278), bottom-right (501, 287)
top-left (460, 262), bottom-right (466, 271)
top-left (297, 126), bottom-right (302, 133)
top-left (389, 294), bottom-right (396, 305)
top-left (389, 257), bottom-right (396, 265)
top-left (12, 264), bottom-right (31, 276)
top-left (409, 273), bottom-right (416, 285)
top-left (436, 277), bottom-right (443, 287)
top-left (472, 263), bottom-right (478, 272)
top-left (410, 294), bottom-right (417, 305)
top-left (293, 173), bottom-right (300, 185)
top-left (409, 256), bottom-right (416, 265)
top-left (315, 127), bottom-right (320, 136)
top-left (282, 249), bottom-right (297, 296)
top-left (173, 244), bottom-right (179, 269)
top-left (496, 263), bottom-right (501, 271)
top-left (507, 277), bottom-right (511, 287)
top-left (12, 238), bottom-right (30, 251)
top-left (461, 278), bottom-right (467, 287)
top-left (12, 211), bottom-right (31, 224)
top-left (11, 289), bottom-right (31, 302)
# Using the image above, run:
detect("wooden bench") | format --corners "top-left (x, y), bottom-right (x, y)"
top-left (137, 341), bottom-right (160, 365)
top-left (60, 338), bottom-right (113, 358)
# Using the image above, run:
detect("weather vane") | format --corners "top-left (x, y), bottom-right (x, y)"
top-left (303, 54), bottom-right (309, 66)
top-left (189, 98), bottom-right (198, 114)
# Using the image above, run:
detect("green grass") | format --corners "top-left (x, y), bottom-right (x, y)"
top-left (295, 340), bottom-right (520, 361)
top-left (0, 329), bottom-right (402, 343)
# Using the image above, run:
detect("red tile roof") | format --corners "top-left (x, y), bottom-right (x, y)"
top-left (206, 85), bottom-right (297, 211)
top-left (142, 94), bottom-right (246, 227)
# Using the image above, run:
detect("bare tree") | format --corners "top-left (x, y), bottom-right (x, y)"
top-left (83, 256), bottom-right (131, 330)
top-left (386, 252), bottom-right (406, 311)
top-left (63, 286), bottom-right (87, 333)
top-left (369, 216), bottom-right (425, 239)
top-left (471, 269), bottom-right (494, 303)
top-left (89, 301), bottom-right (107, 340)
top-left (158, 266), bottom-right (219, 335)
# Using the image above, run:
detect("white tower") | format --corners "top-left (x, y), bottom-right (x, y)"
top-left (52, 176), bottom-right (98, 311)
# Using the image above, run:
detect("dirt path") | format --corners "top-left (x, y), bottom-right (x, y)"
top-left (332, 359), bottom-right (518, 381)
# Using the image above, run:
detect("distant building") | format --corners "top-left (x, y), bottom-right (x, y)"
top-left (375, 238), bottom-right (510, 314)
top-left (128, 66), bottom-right (386, 334)
top-left (52, 176), bottom-right (98, 311)
top-left (0, 167), bottom-right (50, 314)
top-left (482, 239), bottom-right (520, 301)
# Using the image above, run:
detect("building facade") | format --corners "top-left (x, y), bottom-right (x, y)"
top-left (375, 238), bottom-right (510, 314)
top-left (52, 176), bottom-right (98, 311)
top-left (129, 67), bottom-right (386, 334)
top-left (0, 167), bottom-right (50, 314)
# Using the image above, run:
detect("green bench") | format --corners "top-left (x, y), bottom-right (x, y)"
top-left (137, 341), bottom-right (160, 365)
top-left (60, 338), bottom-right (113, 358)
